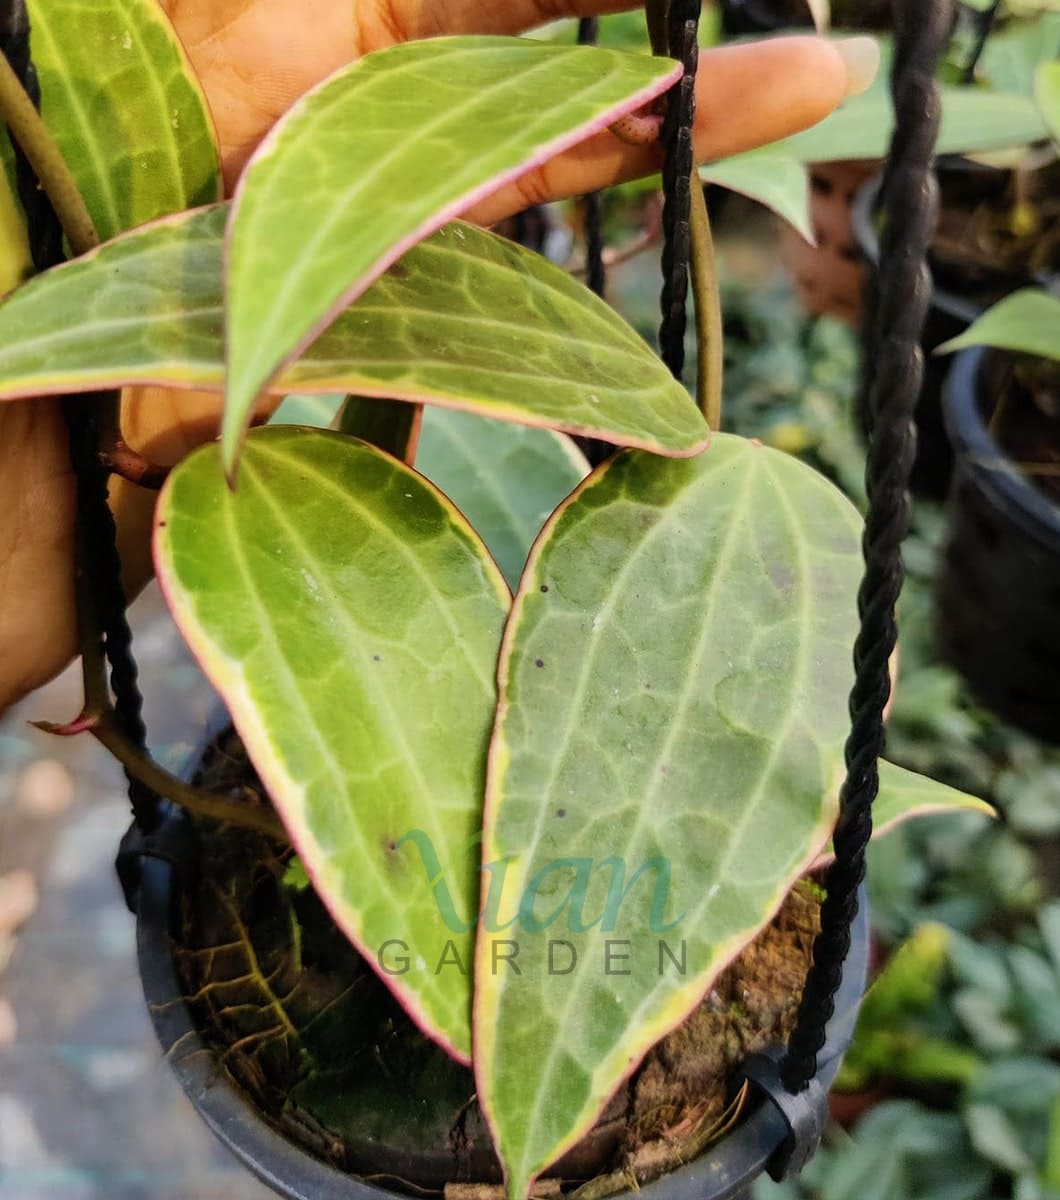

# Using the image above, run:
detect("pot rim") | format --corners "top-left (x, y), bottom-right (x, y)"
top-left (943, 345), bottom-right (1060, 550)
top-left (136, 758), bottom-right (869, 1200)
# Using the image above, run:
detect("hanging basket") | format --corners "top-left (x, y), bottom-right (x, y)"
top-left (136, 791), bottom-right (869, 1200)
top-left (0, 0), bottom-right (947, 1193)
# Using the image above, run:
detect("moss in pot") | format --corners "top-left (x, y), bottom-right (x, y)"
top-left (935, 289), bottom-right (1060, 743)
top-left (0, 1), bottom-right (992, 1196)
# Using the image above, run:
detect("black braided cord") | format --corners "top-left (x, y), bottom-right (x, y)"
top-left (780, 0), bottom-right (952, 1093)
top-left (1, 0), bottom-right (158, 832)
top-left (657, 0), bottom-right (701, 381)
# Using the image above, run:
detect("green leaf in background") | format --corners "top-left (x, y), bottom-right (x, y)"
top-left (757, 85), bottom-right (1048, 165)
top-left (27, 0), bottom-right (220, 239)
top-left (269, 394), bottom-right (342, 428)
top-left (477, 436), bottom-right (866, 1199)
top-left (1036, 61), bottom-right (1060, 142)
top-left (414, 408), bottom-right (588, 591)
top-left (937, 289), bottom-right (1060, 361)
top-left (0, 207), bottom-right (706, 455)
top-left (154, 427), bottom-right (511, 1061)
top-left (701, 154), bottom-right (812, 241)
top-left (223, 36), bottom-right (681, 471)
top-left (980, 13), bottom-right (1060, 98)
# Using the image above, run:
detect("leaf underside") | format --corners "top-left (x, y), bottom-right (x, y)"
top-left (476, 435), bottom-right (866, 1199)
top-left (223, 36), bottom-right (682, 468)
top-left (154, 427), bottom-right (511, 1061)
top-left (27, 0), bottom-right (220, 239)
top-left (0, 207), bottom-right (706, 455)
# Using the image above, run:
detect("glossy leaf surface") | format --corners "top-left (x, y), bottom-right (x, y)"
top-left (155, 427), bottom-right (510, 1061)
top-left (477, 436), bottom-right (865, 1198)
top-left (223, 36), bottom-right (681, 466)
top-left (415, 408), bottom-right (588, 591)
top-left (27, 0), bottom-right (220, 238)
top-left (0, 208), bottom-right (706, 454)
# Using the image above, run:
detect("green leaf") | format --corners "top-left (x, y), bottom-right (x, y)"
top-left (476, 435), bottom-right (866, 1199)
top-left (815, 762), bottom-right (994, 866)
top-left (154, 427), bottom-right (511, 1061)
top-left (980, 14), bottom-right (1060, 98)
top-left (223, 36), bottom-right (681, 471)
top-left (700, 154), bottom-right (812, 241)
top-left (761, 85), bottom-right (1048, 164)
top-left (1036, 61), bottom-right (1060, 142)
top-left (414, 408), bottom-right (588, 592)
top-left (26, 0), bottom-right (221, 239)
top-left (0, 207), bottom-right (706, 455)
top-left (937, 289), bottom-right (1060, 361)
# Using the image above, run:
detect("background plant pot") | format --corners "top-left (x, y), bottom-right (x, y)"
top-left (852, 168), bottom-right (985, 498)
top-left (780, 160), bottom-right (879, 326)
top-left (135, 799), bottom-right (869, 1200)
top-left (936, 346), bottom-right (1060, 744)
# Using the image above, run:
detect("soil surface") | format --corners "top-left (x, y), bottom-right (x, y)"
top-left (175, 730), bottom-right (822, 1198)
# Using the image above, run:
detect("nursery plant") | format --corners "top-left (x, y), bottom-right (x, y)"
top-left (0, 0), bottom-right (993, 1197)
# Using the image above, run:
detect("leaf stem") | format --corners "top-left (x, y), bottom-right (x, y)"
top-left (90, 713), bottom-right (288, 840)
top-left (0, 49), bottom-right (97, 255)
top-left (97, 394), bottom-right (170, 489)
top-left (689, 180), bottom-right (724, 429)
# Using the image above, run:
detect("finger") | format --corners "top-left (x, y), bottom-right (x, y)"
top-left (464, 36), bottom-right (866, 225)
top-left (364, 1), bottom-right (638, 47)
top-left (111, 386), bottom-right (279, 598)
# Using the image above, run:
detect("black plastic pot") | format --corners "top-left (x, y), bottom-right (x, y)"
top-left (936, 346), bottom-right (1060, 743)
top-left (852, 171), bottom-right (984, 498)
top-left (135, 800), bottom-right (869, 1200)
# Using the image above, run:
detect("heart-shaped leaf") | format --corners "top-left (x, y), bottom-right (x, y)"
top-left (223, 36), bottom-right (682, 470)
top-left (26, 0), bottom-right (220, 238)
top-left (875, 761), bottom-right (993, 835)
top-left (154, 427), bottom-right (511, 1061)
top-left (476, 435), bottom-right (865, 1199)
top-left (0, 207), bottom-right (706, 454)
top-left (414, 408), bottom-right (588, 592)
top-left (814, 761), bottom-right (994, 867)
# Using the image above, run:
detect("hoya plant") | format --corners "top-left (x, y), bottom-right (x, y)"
top-left (0, 0), bottom-right (992, 1196)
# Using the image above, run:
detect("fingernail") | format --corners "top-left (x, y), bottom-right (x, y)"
top-left (835, 36), bottom-right (881, 98)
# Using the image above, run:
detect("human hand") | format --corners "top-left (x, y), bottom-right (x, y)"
top-left (0, 0), bottom-right (877, 712)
